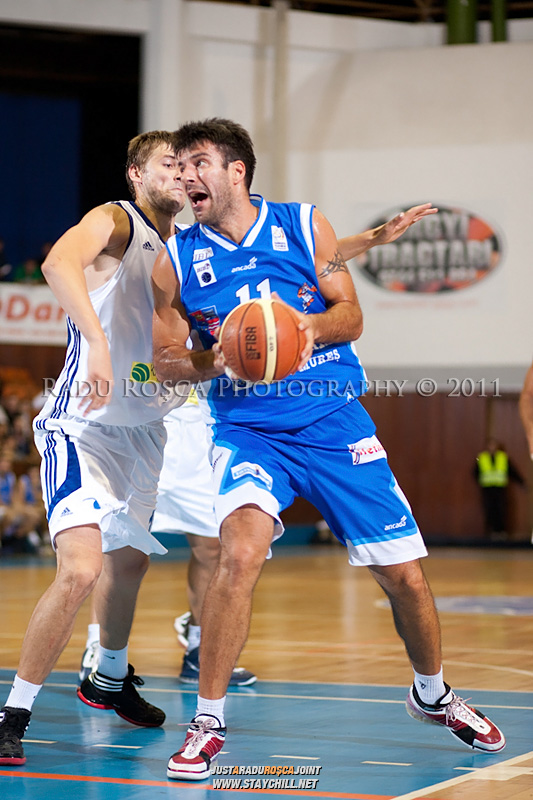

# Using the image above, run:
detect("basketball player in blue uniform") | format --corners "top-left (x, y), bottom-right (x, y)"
top-left (151, 119), bottom-right (505, 780)
top-left (0, 126), bottom-right (429, 768)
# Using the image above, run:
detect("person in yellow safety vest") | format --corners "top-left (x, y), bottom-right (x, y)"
top-left (475, 438), bottom-right (525, 540)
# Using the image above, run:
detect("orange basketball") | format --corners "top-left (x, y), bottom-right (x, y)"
top-left (220, 298), bottom-right (306, 383)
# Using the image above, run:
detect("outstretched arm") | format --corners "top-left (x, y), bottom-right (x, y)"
top-left (286, 209), bottom-right (363, 369)
top-left (41, 204), bottom-right (130, 413)
top-left (519, 361), bottom-right (533, 458)
top-left (338, 203), bottom-right (438, 261)
top-left (152, 247), bottom-right (225, 384)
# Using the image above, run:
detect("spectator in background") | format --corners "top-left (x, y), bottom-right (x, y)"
top-left (0, 238), bottom-right (14, 282)
top-left (0, 450), bottom-right (42, 554)
top-left (0, 391), bottom-right (22, 432)
top-left (10, 414), bottom-right (33, 460)
top-left (474, 438), bottom-right (525, 541)
top-left (12, 258), bottom-right (44, 284)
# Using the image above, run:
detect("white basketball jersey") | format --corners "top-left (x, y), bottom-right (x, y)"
top-left (38, 201), bottom-right (190, 427)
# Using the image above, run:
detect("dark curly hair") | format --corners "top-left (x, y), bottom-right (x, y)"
top-left (173, 118), bottom-right (256, 190)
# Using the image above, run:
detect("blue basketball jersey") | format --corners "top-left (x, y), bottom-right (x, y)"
top-left (165, 195), bottom-right (367, 432)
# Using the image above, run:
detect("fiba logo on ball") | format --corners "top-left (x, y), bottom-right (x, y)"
top-left (220, 298), bottom-right (306, 383)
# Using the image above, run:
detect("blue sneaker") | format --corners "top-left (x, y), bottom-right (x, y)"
top-left (179, 647), bottom-right (257, 687)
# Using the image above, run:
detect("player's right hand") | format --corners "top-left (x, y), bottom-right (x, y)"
top-left (77, 339), bottom-right (114, 414)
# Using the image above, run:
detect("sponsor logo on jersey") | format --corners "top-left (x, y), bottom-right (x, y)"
top-left (130, 362), bottom-right (157, 383)
top-left (142, 241), bottom-right (155, 251)
top-left (347, 436), bottom-right (386, 465)
top-left (190, 306), bottom-right (220, 335)
top-left (193, 247), bottom-right (214, 262)
top-left (297, 282), bottom-right (317, 311)
top-left (384, 514), bottom-right (407, 532)
top-left (231, 256), bottom-right (258, 273)
top-left (60, 506), bottom-right (73, 517)
top-left (271, 225), bottom-right (289, 251)
top-left (231, 461), bottom-right (273, 490)
top-left (194, 259), bottom-right (217, 286)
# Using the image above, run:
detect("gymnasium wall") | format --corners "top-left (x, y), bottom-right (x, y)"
top-left (1, 1), bottom-right (531, 537)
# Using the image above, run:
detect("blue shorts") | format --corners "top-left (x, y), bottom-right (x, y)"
top-left (211, 401), bottom-right (427, 566)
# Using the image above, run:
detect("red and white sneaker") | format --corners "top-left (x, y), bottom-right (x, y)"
top-left (406, 683), bottom-right (505, 752)
top-left (167, 715), bottom-right (226, 781)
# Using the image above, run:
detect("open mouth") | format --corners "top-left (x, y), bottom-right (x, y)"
top-left (189, 190), bottom-right (209, 208)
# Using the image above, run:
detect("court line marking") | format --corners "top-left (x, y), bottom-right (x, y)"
top-left (271, 754), bottom-right (320, 759)
top-left (2, 679), bottom-right (531, 711)
top-left (4, 669), bottom-right (533, 696)
top-left (391, 750), bottom-right (533, 800)
top-left (92, 744), bottom-right (143, 749)
top-left (363, 762), bottom-right (412, 767)
top-left (24, 739), bottom-right (56, 744)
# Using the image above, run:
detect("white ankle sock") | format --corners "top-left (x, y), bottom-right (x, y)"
top-left (196, 695), bottom-right (226, 727)
top-left (187, 625), bottom-right (201, 652)
top-left (5, 675), bottom-right (42, 712)
top-left (413, 668), bottom-right (446, 705)
top-left (86, 623), bottom-right (100, 648)
top-left (97, 645), bottom-right (128, 680)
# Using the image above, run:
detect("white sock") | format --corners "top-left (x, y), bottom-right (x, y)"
top-left (5, 675), bottom-right (42, 712)
top-left (413, 667), bottom-right (446, 705)
top-left (187, 625), bottom-right (201, 653)
top-left (97, 645), bottom-right (128, 680)
top-left (86, 623), bottom-right (100, 648)
top-left (196, 695), bottom-right (226, 727)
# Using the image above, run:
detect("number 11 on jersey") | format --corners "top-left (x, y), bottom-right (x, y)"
top-left (235, 278), bottom-right (271, 305)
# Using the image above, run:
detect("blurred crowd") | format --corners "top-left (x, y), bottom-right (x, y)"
top-left (0, 237), bottom-right (51, 284)
top-left (0, 382), bottom-right (50, 556)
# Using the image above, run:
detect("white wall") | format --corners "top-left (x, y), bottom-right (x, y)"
top-left (1, 0), bottom-right (532, 380)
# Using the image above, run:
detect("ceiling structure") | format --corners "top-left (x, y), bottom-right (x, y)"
top-left (194, 0), bottom-right (530, 25)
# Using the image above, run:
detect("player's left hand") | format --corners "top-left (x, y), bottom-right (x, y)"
top-left (373, 203), bottom-right (438, 247)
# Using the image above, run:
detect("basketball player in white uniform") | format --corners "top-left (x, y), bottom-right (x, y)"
top-left (0, 131), bottom-right (190, 766)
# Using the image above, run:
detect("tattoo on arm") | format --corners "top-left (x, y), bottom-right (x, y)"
top-left (318, 250), bottom-right (348, 278)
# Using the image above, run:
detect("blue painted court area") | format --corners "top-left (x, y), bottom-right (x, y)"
top-left (0, 670), bottom-right (531, 800)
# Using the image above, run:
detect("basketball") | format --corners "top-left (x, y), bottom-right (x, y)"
top-left (220, 298), bottom-right (306, 383)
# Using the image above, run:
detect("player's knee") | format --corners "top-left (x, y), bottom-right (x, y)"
top-left (219, 541), bottom-right (265, 583)
top-left (55, 562), bottom-right (101, 604)
top-left (371, 560), bottom-right (429, 599)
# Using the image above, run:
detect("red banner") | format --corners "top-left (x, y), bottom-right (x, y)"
top-left (0, 283), bottom-right (66, 345)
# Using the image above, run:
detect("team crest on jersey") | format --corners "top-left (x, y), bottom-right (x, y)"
top-left (297, 282), bottom-right (317, 311)
top-left (190, 306), bottom-right (220, 335)
top-left (130, 362), bottom-right (157, 383)
top-left (271, 225), bottom-right (289, 251)
top-left (193, 247), bottom-right (214, 262)
top-left (194, 259), bottom-right (217, 286)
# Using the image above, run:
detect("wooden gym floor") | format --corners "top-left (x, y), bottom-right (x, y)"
top-left (1, 544), bottom-right (532, 799)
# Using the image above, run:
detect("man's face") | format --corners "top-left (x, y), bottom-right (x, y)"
top-left (178, 141), bottom-right (237, 229)
top-left (133, 144), bottom-right (185, 215)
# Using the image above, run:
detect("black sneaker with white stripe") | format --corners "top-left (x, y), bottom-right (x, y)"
top-left (0, 706), bottom-right (31, 765)
top-left (77, 664), bottom-right (165, 727)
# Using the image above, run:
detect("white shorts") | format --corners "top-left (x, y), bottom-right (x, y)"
top-left (34, 413), bottom-right (167, 555)
top-left (152, 402), bottom-right (218, 538)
